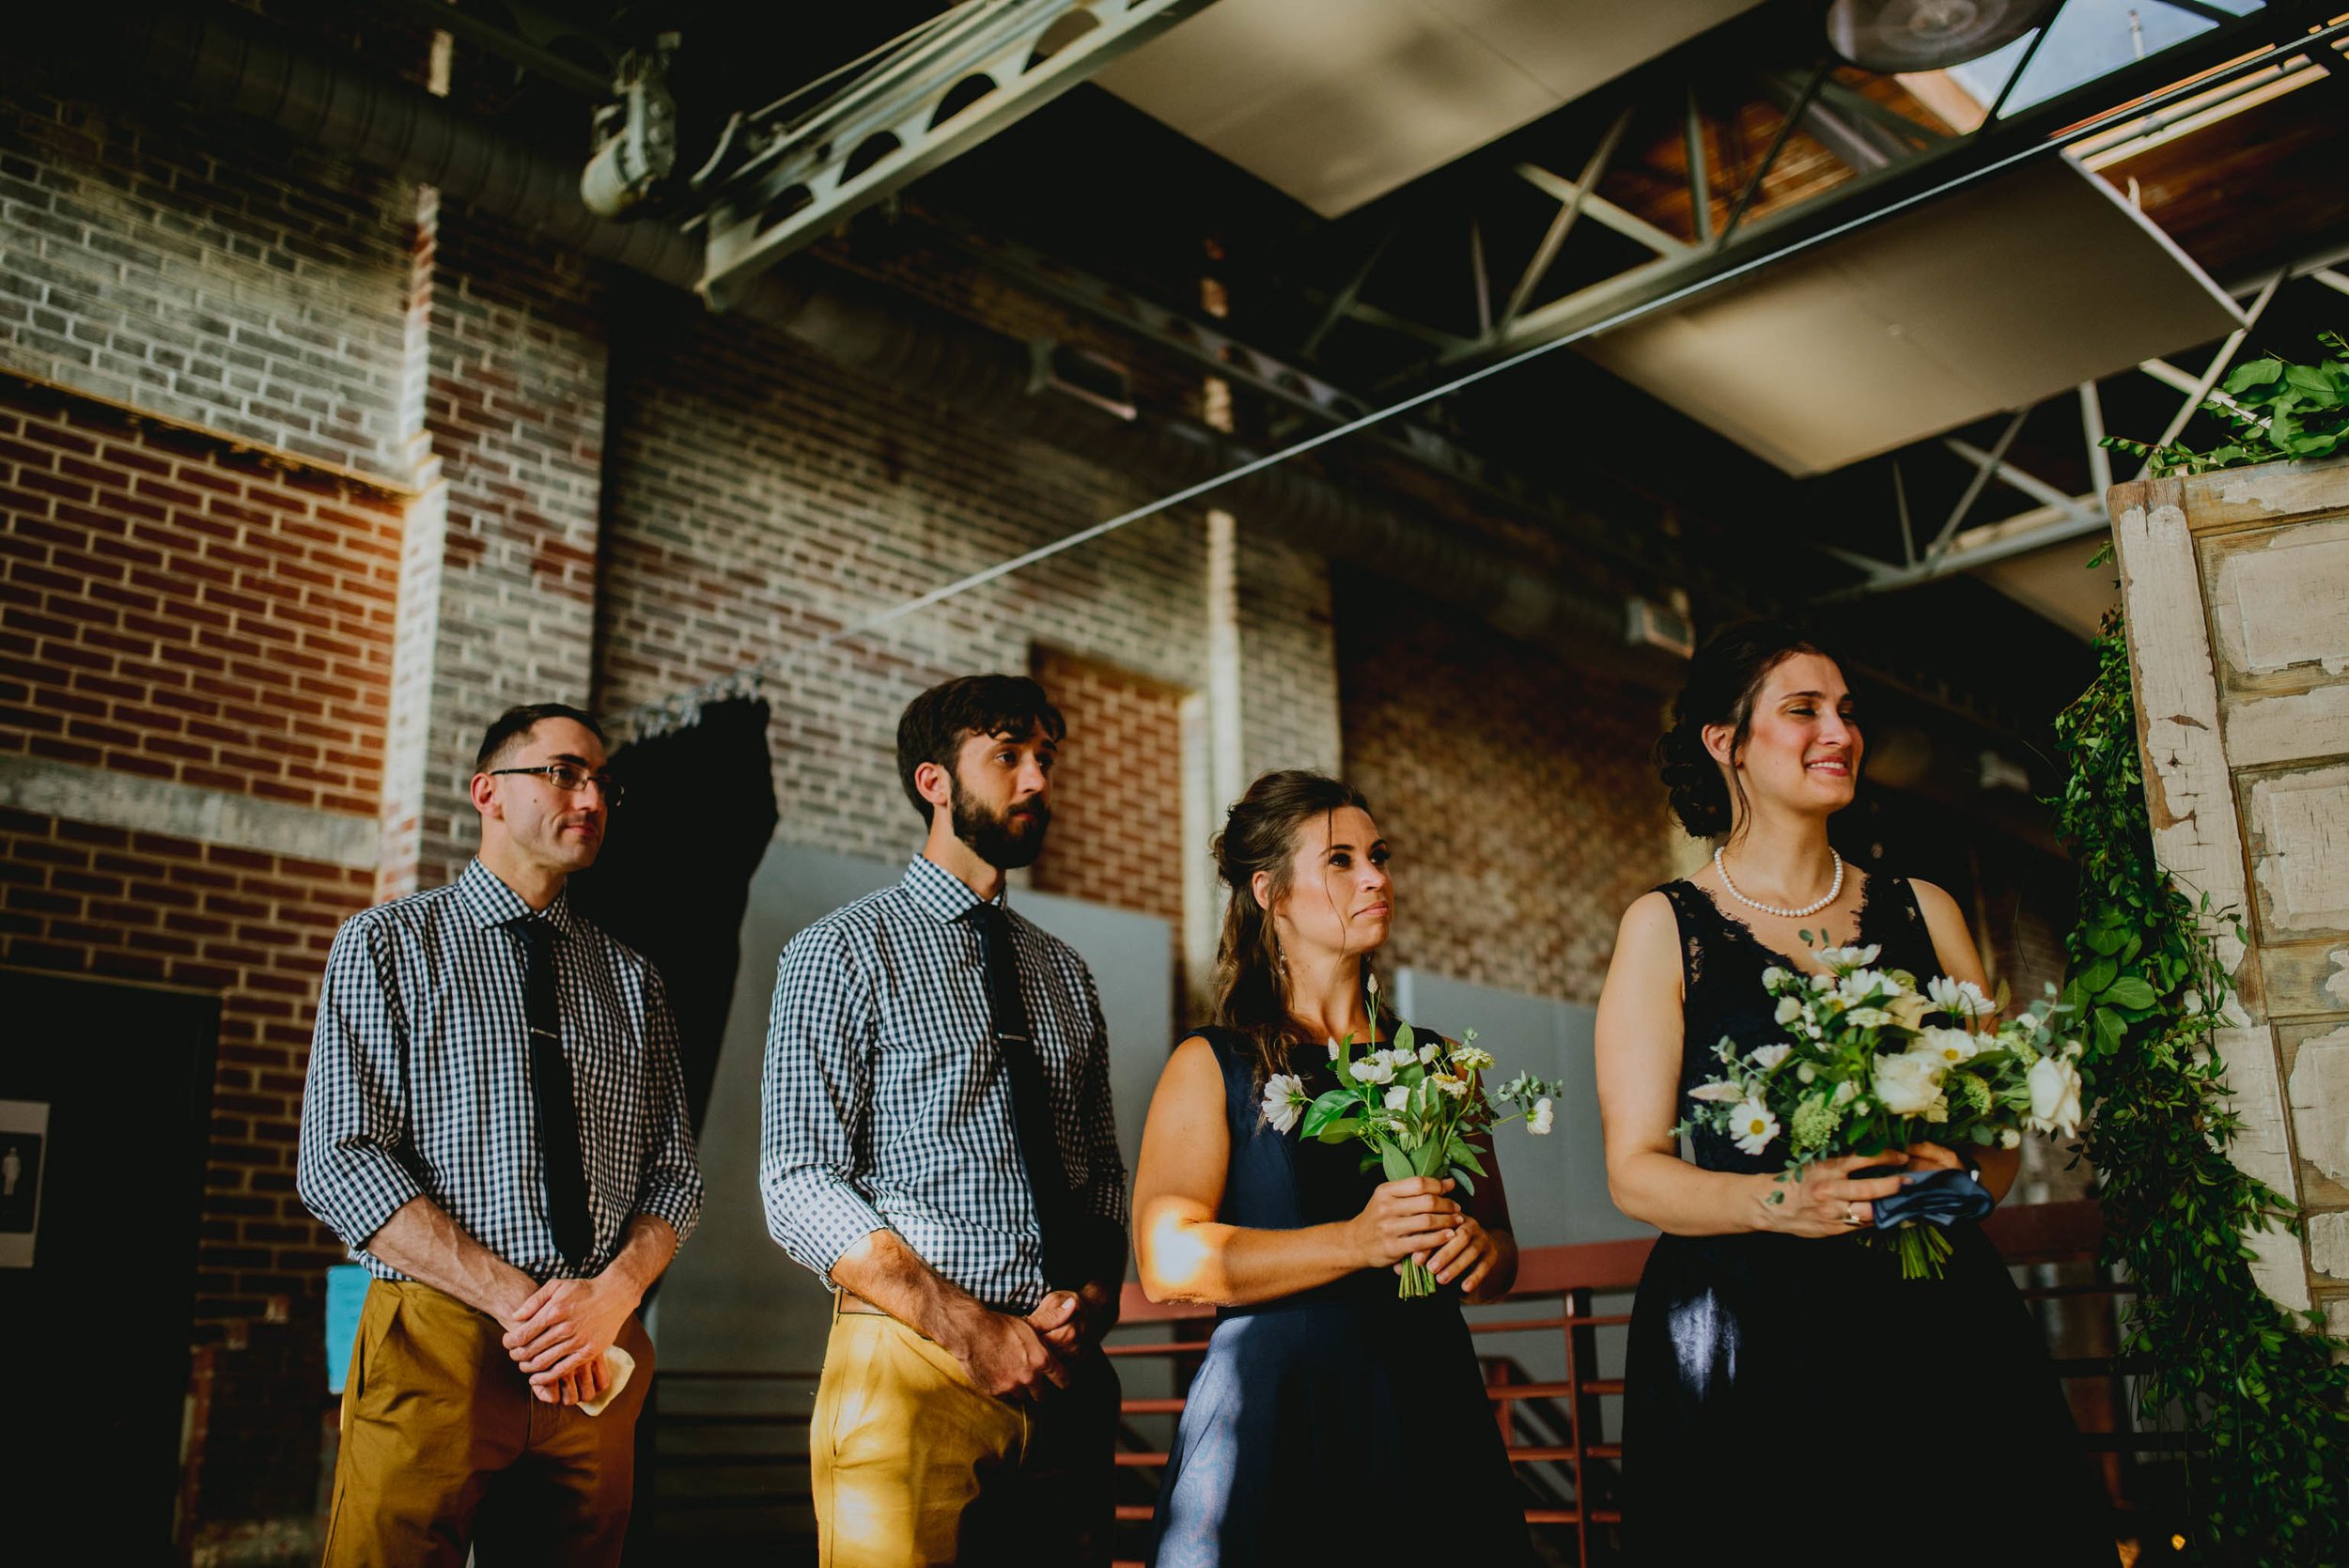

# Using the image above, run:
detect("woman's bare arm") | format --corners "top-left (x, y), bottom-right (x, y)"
top-left (1132, 1036), bottom-right (1460, 1306)
top-left (1595, 893), bottom-right (1906, 1237)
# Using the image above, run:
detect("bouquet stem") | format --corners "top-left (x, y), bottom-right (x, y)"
top-left (1397, 1258), bottom-right (1438, 1298)
top-left (1865, 1224), bottom-right (1954, 1281)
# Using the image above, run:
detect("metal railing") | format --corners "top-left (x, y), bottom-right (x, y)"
top-left (642, 1201), bottom-right (2142, 1563)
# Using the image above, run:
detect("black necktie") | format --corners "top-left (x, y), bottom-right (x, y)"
top-left (974, 901), bottom-right (1077, 1286)
top-left (520, 918), bottom-right (594, 1269)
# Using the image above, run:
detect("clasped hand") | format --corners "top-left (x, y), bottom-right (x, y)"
top-left (501, 1273), bottom-right (639, 1405)
top-left (951, 1293), bottom-right (1087, 1402)
top-left (1767, 1144), bottom-right (1965, 1238)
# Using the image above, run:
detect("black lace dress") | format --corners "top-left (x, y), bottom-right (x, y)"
top-left (1620, 877), bottom-right (2112, 1566)
top-left (1147, 1027), bottom-right (1533, 1568)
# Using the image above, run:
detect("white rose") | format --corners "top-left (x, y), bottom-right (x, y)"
top-left (1999, 1126), bottom-right (2022, 1150)
top-left (1831, 1079), bottom-right (1858, 1107)
top-left (1351, 1056), bottom-right (1393, 1086)
top-left (1261, 1073), bottom-right (1304, 1134)
top-left (1384, 1084), bottom-right (1410, 1112)
top-left (1527, 1097), bottom-right (1555, 1135)
top-left (1761, 966), bottom-right (1791, 990)
top-left (1419, 1043), bottom-right (1442, 1064)
top-left (1773, 997), bottom-right (1803, 1026)
top-left (2026, 1054), bottom-right (2085, 1138)
top-left (1796, 1063), bottom-right (1816, 1084)
top-left (1750, 1043), bottom-right (1791, 1072)
top-left (1688, 1079), bottom-right (1746, 1103)
top-left (1729, 1098), bottom-right (1781, 1156)
top-left (1913, 1027), bottom-right (1981, 1066)
top-left (1870, 1051), bottom-right (1947, 1117)
top-left (1810, 972), bottom-right (1837, 994)
top-left (1926, 976), bottom-right (1993, 1020)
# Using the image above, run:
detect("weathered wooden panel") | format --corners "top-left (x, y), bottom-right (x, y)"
top-left (2218, 1021), bottom-right (2313, 1308)
top-left (2114, 456), bottom-right (2349, 1314)
top-left (2261, 937), bottom-right (2349, 1021)
top-left (2201, 517), bottom-right (2349, 697)
top-left (2286, 1021), bottom-right (2349, 1220)
top-left (2113, 479), bottom-right (2263, 1005)
top-left (2223, 683), bottom-right (2349, 770)
top-left (2170, 456), bottom-right (2349, 537)
top-left (2244, 763), bottom-right (2349, 940)
top-left (2310, 1207), bottom-right (2349, 1281)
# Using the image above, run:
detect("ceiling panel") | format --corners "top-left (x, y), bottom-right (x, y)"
top-left (1096, 0), bottom-right (1760, 217)
top-left (1578, 156), bottom-right (2245, 475)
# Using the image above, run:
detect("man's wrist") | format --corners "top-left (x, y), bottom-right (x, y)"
top-left (929, 1292), bottom-right (997, 1358)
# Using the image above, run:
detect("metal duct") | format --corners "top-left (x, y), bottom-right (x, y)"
top-left (72, 5), bottom-right (1670, 670)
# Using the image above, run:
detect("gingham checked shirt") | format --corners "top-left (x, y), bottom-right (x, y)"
top-left (760, 853), bottom-right (1127, 1312)
top-left (297, 858), bottom-right (703, 1282)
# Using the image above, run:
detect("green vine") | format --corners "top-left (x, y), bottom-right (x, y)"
top-left (2102, 331), bottom-right (2349, 476)
top-left (2051, 604), bottom-right (2349, 1563)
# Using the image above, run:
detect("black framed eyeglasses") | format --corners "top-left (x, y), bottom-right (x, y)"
top-left (487, 764), bottom-right (626, 806)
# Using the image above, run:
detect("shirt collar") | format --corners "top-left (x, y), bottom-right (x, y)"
top-left (901, 852), bottom-right (1007, 925)
top-left (457, 857), bottom-right (577, 938)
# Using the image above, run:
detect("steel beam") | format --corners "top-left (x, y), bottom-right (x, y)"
top-left (1413, 5), bottom-right (2317, 373)
top-left (1502, 110), bottom-right (1630, 329)
top-left (696, 0), bottom-right (1221, 309)
top-left (1514, 163), bottom-right (1690, 258)
top-left (1828, 498), bottom-right (2110, 596)
top-left (2134, 271), bottom-right (2281, 475)
top-left (1721, 60), bottom-right (1828, 242)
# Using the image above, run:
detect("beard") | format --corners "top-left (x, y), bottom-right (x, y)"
top-left (951, 780), bottom-right (1051, 870)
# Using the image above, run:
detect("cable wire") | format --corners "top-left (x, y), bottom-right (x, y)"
top-left (616, 12), bottom-right (2348, 736)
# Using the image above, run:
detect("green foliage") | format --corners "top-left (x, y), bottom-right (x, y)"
top-left (2050, 612), bottom-right (2349, 1563)
top-left (2102, 332), bottom-right (2349, 477)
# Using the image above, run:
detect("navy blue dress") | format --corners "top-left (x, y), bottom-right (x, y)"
top-left (1147, 1026), bottom-right (1533, 1568)
top-left (1621, 878), bottom-right (2112, 1565)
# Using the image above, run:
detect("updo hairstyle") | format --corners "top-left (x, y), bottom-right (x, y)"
top-left (1655, 619), bottom-right (1839, 839)
top-left (1210, 769), bottom-right (1374, 1089)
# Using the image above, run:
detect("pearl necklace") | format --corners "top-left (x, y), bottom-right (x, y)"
top-left (1714, 846), bottom-right (1843, 918)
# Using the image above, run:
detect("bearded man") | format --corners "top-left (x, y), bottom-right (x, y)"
top-left (760, 674), bottom-right (1128, 1568)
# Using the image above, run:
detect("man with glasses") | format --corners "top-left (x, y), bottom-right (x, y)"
top-left (298, 702), bottom-right (702, 1566)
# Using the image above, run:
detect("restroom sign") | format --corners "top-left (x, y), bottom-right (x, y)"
top-left (0, 1099), bottom-right (48, 1268)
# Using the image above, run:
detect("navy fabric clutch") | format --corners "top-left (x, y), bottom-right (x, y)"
top-left (1856, 1165), bottom-right (1997, 1229)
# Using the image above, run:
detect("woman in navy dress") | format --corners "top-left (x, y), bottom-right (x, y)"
top-left (1132, 770), bottom-right (1533, 1567)
top-left (1594, 621), bottom-right (2112, 1565)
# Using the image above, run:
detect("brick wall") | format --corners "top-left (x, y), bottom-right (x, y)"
top-left (1335, 567), bottom-right (1675, 1003)
top-left (0, 378), bottom-right (402, 809)
top-left (594, 291), bottom-right (1237, 865)
top-left (1029, 646), bottom-right (1188, 929)
top-left (0, 807), bottom-right (372, 1515)
top-left (400, 203), bottom-right (608, 891)
top-left (0, 74), bottom-right (416, 481)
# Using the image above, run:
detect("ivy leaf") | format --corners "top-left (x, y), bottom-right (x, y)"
top-left (2105, 976), bottom-right (2158, 1010)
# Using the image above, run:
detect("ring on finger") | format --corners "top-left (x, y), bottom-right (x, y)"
top-left (1841, 1203), bottom-right (1862, 1226)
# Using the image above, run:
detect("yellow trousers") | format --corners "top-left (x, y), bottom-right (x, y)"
top-left (321, 1279), bottom-right (654, 1568)
top-left (810, 1303), bottom-right (1118, 1567)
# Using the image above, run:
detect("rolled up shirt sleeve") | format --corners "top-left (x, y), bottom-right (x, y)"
top-left (760, 924), bottom-right (889, 1280)
top-left (631, 968), bottom-right (705, 1247)
top-left (296, 916), bottom-right (425, 1251)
